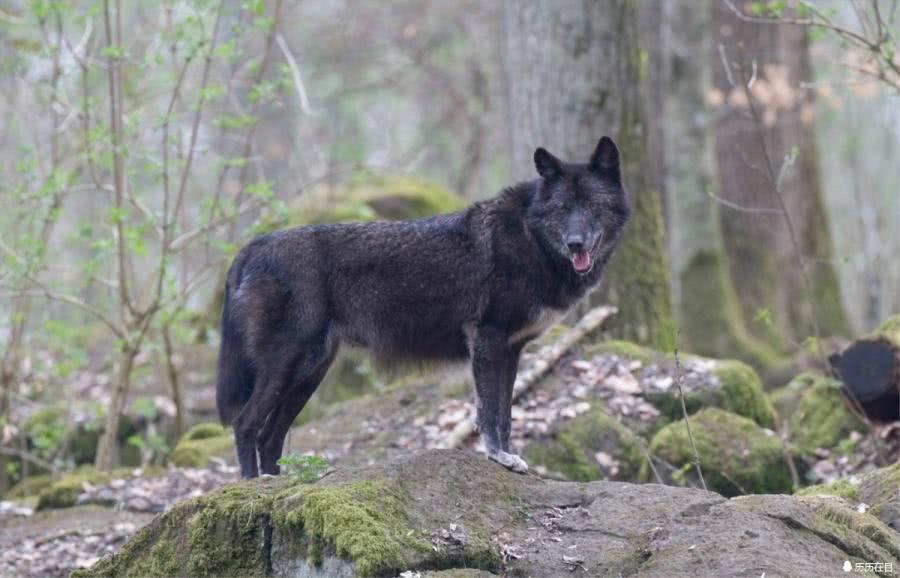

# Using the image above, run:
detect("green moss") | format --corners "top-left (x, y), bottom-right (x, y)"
top-left (6, 474), bottom-right (53, 499)
top-left (797, 479), bottom-right (860, 502)
top-left (77, 453), bottom-right (510, 578)
top-left (781, 373), bottom-right (865, 454)
top-left (800, 463), bottom-right (900, 530)
top-left (279, 173), bottom-right (465, 230)
top-left (182, 422), bottom-right (226, 441)
top-left (876, 314), bottom-right (900, 336)
top-left (639, 357), bottom-right (774, 428)
top-left (523, 409), bottom-right (644, 482)
top-left (712, 360), bottom-right (776, 428)
top-left (646, 408), bottom-right (791, 496)
top-left (76, 479), bottom-right (280, 578)
top-left (583, 339), bottom-right (653, 363)
top-left (37, 466), bottom-right (162, 510)
top-left (169, 433), bottom-right (233, 468)
top-left (276, 480), bottom-right (427, 576)
top-left (811, 499), bottom-right (900, 561)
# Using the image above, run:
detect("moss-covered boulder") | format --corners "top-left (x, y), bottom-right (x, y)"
top-left (522, 409), bottom-right (644, 482)
top-left (769, 373), bottom-right (866, 454)
top-left (799, 463), bottom-right (900, 532)
top-left (5, 473), bottom-right (53, 499)
top-left (583, 339), bottom-right (655, 363)
top-left (281, 173), bottom-right (465, 227)
top-left (648, 359), bottom-right (775, 429)
top-left (168, 422), bottom-right (234, 467)
top-left (646, 408), bottom-right (792, 496)
top-left (585, 342), bottom-right (775, 428)
top-left (77, 450), bottom-right (899, 578)
top-left (36, 466), bottom-right (163, 510)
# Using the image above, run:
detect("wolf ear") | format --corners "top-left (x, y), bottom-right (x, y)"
top-left (590, 136), bottom-right (620, 180)
top-left (534, 147), bottom-right (563, 179)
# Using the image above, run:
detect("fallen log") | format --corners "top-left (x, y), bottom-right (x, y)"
top-left (440, 304), bottom-right (617, 449)
top-left (835, 315), bottom-right (900, 422)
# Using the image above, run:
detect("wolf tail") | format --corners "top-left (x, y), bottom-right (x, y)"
top-left (216, 256), bottom-right (255, 426)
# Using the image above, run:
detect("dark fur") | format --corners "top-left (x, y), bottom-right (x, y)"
top-left (217, 137), bottom-right (631, 477)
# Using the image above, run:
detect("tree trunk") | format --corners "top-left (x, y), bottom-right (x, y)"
top-left (94, 348), bottom-right (137, 471)
top-left (504, 0), bottom-right (673, 349)
top-left (835, 315), bottom-right (900, 423)
top-left (654, 0), bottom-right (779, 368)
top-left (712, 3), bottom-right (850, 348)
top-left (162, 326), bottom-right (185, 439)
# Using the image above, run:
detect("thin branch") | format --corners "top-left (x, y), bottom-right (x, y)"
top-left (0, 446), bottom-right (60, 475)
top-left (673, 333), bottom-right (707, 492)
top-left (275, 33), bottom-right (316, 116)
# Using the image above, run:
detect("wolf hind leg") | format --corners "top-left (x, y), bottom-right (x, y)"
top-left (234, 332), bottom-right (328, 478)
top-left (472, 326), bottom-right (527, 474)
top-left (258, 340), bottom-right (337, 475)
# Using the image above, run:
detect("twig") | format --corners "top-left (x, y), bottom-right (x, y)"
top-left (673, 331), bottom-right (707, 491)
top-left (0, 446), bottom-right (60, 475)
top-left (637, 437), bottom-right (664, 484)
top-left (275, 33), bottom-right (316, 116)
top-left (779, 419), bottom-right (801, 489)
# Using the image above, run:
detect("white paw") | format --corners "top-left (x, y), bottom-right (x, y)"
top-left (488, 450), bottom-right (529, 474)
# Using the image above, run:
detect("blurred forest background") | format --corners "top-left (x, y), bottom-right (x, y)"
top-left (0, 0), bottom-right (898, 499)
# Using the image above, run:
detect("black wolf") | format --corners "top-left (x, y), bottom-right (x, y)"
top-left (217, 137), bottom-right (631, 478)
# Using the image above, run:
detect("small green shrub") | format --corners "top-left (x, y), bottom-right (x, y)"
top-left (277, 454), bottom-right (329, 483)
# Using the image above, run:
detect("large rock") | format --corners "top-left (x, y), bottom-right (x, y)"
top-left (77, 450), bottom-right (899, 577)
top-left (168, 422), bottom-right (234, 468)
top-left (800, 463), bottom-right (900, 532)
top-left (646, 408), bottom-right (792, 496)
top-left (769, 372), bottom-right (866, 454)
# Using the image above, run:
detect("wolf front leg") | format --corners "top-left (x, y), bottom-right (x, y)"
top-left (472, 326), bottom-right (528, 473)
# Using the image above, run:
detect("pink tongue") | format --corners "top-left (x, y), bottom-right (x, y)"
top-left (572, 251), bottom-right (592, 272)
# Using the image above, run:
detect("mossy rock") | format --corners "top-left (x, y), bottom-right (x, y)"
top-left (36, 466), bottom-right (162, 510)
top-left (646, 408), bottom-right (792, 497)
top-left (522, 409), bottom-right (644, 482)
top-left (647, 359), bottom-right (775, 428)
top-left (769, 373), bottom-right (866, 455)
top-left (276, 173), bottom-right (465, 229)
top-left (582, 343), bottom-right (775, 428)
top-left (169, 424), bottom-right (234, 468)
top-left (5, 474), bottom-right (53, 499)
top-left (798, 463), bottom-right (900, 532)
top-left (710, 360), bottom-right (776, 428)
top-left (583, 339), bottom-right (654, 363)
top-left (77, 452), bottom-right (508, 578)
top-left (77, 450), bottom-right (900, 578)
top-left (181, 422), bottom-right (226, 441)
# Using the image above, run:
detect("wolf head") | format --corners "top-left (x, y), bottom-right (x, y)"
top-left (526, 137), bottom-right (631, 276)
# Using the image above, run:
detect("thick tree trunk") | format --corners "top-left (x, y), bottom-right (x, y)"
top-left (712, 3), bottom-right (849, 348)
top-left (504, 0), bottom-right (673, 349)
top-left (652, 0), bottom-right (779, 368)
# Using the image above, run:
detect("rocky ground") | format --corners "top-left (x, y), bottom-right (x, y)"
top-left (74, 451), bottom-right (900, 578)
top-left (2, 324), bottom-right (898, 577)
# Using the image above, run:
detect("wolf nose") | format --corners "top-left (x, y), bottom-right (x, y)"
top-left (566, 235), bottom-right (585, 253)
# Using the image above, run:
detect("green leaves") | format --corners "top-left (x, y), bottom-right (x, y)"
top-left (277, 454), bottom-right (330, 483)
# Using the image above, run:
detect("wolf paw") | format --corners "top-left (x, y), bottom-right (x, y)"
top-left (488, 450), bottom-right (529, 474)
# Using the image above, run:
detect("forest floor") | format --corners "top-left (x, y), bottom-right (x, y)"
top-left (1, 328), bottom-right (898, 576)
